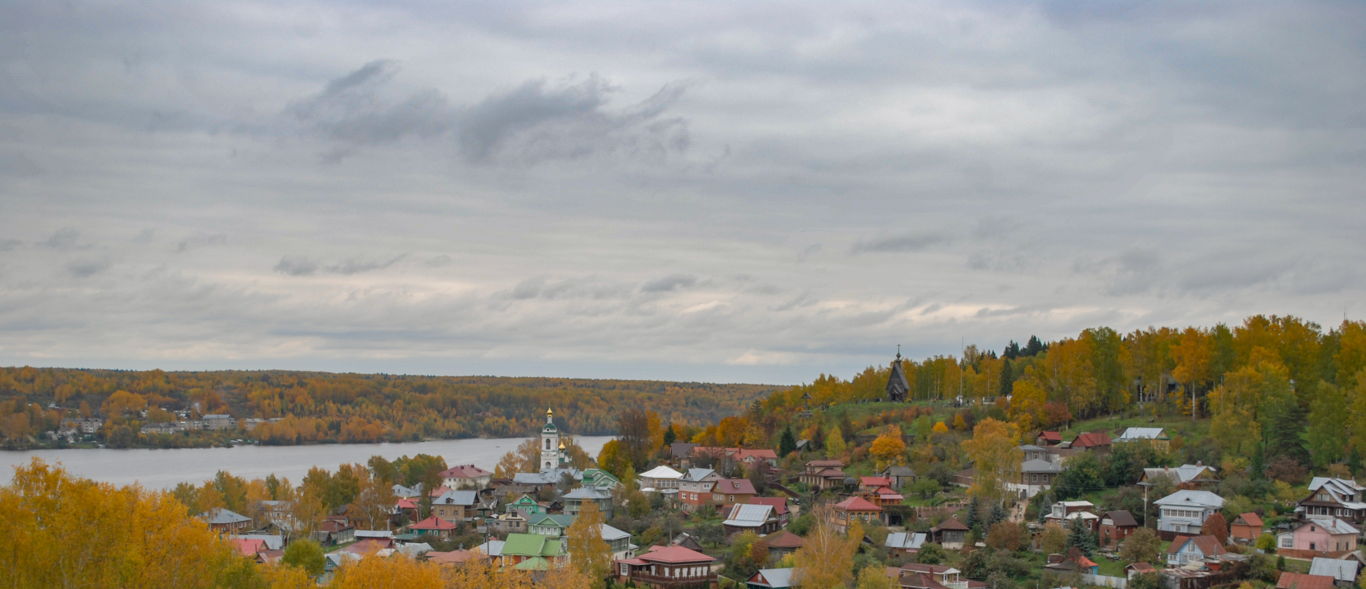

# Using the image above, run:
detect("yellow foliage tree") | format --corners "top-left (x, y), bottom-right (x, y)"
top-left (826, 425), bottom-right (847, 458)
top-left (869, 426), bottom-right (907, 471)
top-left (566, 501), bottom-right (611, 587)
top-left (0, 458), bottom-right (256, 588)
top-left (931, 421), bottom-right (949, 435)
top-left (961, 418), bottom-right (1020, 504)
top-left (793, 506), bottom-right (861, 588)
top-left (327, 554), bottom-right (445, 589)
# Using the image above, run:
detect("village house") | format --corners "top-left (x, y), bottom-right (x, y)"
top-left (1116, 427), bottom-right (1170, 451)
top-left (615, 544), bottom-right (718, 588)
top-left (1017, 456), bottom-right (1063, 497)
top-left (200, 508), bottom-right (253, 534)
top-left (1231, 512), bottom-right (1264, 544)
top-left (1045, 500), bottom-right (1099, 530)
top-left (1308, 557), bottom-right (1361, 587)
top-left (885, 531), bottom-right (928, 556)
top-left (689, 446), bottom-right (780, 471)
top-left (881, 465), bottom-right (916, 489)
top-left (1298, 478), bottom-right (1366, 526)
top-left (488, 512), bottom-right (528, 535)
top-left (1045, 547), bottom-right (1099, 575)
top-left (832, 496), bottom-right (883, 533)
top-left (713, 478), bottom-right (758, 506)
top-left (431, 489), bottom-right (478, 522)
top-left (563, 486), bottom-right (614, 519)
top-left (1140, 464), bottom-right (1219, 489)
top-left (1036, 431), bottom-right (1063, 446)
top-left (501, 532), bottom-right (567, 570)
top-left (894, 563), bottom-right (984, 589)
top-left (747, 568), bottom-right (797, 589)
top-left (799, 459), bottom-right (847, 491)
top-left (865, 484), bottom-right (905, 508)
top-left (930, 517), bottom-right (970, 549)
top-left (506, 494), bottom-right (546, 519)
top-left (1099, 510), bottom-right (1140, 549)
top-left (723, 503), bottom-right (781, 536)
top-left (762, 530), bottom-right (804, 559)
top-left (529, 513), bottom-right (575, 537)
top-left (601, 523), bottom-right (637, 560)
top-left (1167, 535), bottom-right (1226, 567)
top-left (1278, 518), bottom-right (1360, 557)
top-left (315, 516), bottom-right (355, 545)
top-left (1071, 431), bottom-right (1113, 453)
top-left (1155, 490), bottom-right (1225, 538)
top-left (747, 497), bottom-right (790, 526)
top-left (639, 465), bottom-right (685, 492)
top-left (678, 468), bottom-right (721, 512)
top-left (408, 515), bottom-right (457, 540)
top-left (438, 464), bottom-right (492, 490)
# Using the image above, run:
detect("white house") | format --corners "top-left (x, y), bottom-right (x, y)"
top-left (1155, 490), bottom-right (1225, 536)
top-left (638, 465), bottom-right (685, 492)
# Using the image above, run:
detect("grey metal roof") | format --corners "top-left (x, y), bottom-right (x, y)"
top-left (753, 568), bottom-right (797, 588)
top-left (1310, 558), bottom-right (1360, 582)
top-left (201, 508), bottom-right (251, 525)
top-left (1022, 458), bottom-right (1062, 473)
top-left (435, 490), bottom-right (478, 506)
top-left (563, 487), bottom-right (611, 500)
top-left (1154, 490), bottom-right (1225, 508)
top-left (885, 532), bottom-right (927, 550)
top-left (600, 523), bottom-right (631, 542)
top-left (723, 504), bottom-right (773, 526)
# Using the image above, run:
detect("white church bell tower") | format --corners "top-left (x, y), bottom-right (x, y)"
top-left (541, 408), bottom-right (559, 471)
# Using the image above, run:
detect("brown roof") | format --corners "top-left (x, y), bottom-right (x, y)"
top-left (1278, 573), bottom-right (1337, 589)
top-left (1072, 431), bottom-right (1112, 448)
top-left (748, 496), bottom-right (789, 516)
top-left (762, 530), bottom-right (805, 549)
top-left (1234, 512), bottom-right (1264, 527)
top-left (835, 496), bottom-right (883, 512)
top-left (636, 544), bottom-right (716, 565)
top-left (715, 478), bottom-right (756, 495)
top-left (806, 459), bottom-right (845, 468)
top-left (1127, 562), bottom-right (1157, 573)
top-left (1104, 510), bottom-right (1138, 527)
top-left (932, 516), bottom-right (969, 532)
top-left (1167, 535), bottom-right (1225, 557)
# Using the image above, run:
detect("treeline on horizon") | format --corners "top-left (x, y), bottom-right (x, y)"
top-left (0, 369), bottom-right (778, 449)
top-left (762, 314), bottom-right (1366, 471)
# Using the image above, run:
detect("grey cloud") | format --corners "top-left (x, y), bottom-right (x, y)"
top-left (66, 259), bottom-right (110, 278)
top-left (457, 75), bottom-right (690, 164)
top-left (508, 276), bottom-right (629, 301)
top-left (41, 228), bottom-right (89, 250)
top-left (640, 274), bottom-right (698, 293)
top-left (851, 233), bottom-right (950, 254)
top-left (0, 239), bottom-right (19, 252)
top-left (176, 233), bottom-right (227, 252)
top-left (285, 60), bottom-right (454, 151)
top-left (273, 255), bottom-right (404, 276)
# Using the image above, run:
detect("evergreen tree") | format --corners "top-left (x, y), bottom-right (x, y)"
top-left (965, 496), bottom-right (983, 535)
top-left (988, 502), bottom-right (1007, 527)
top-left (1066, 517), bottom-right (1097, 557)
top-left (663, 424), bottom-right (676, 448)
top-left (779, 426), bottom-right (797, 457)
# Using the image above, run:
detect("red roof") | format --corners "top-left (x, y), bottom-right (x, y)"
top-left (637, 544), bottom-right (716, 564)
top-left (861, 476), bottom-right (893, 487)
top-left (439, 464), bottom-right (491, 479)
top-left (410, 516), bottom-right (458, 531)
top-left (343, 539), bottom-right (392, 554)
top-left (735, 448), bottom-right (779, 461)
top-left (1072, 432), bottom-right (1112, 448)
top-left (716, 478), bottom-right (757, 495)
top-left (396, 498), bottom-right (419, 510)
top-left (1039, 431), bottom-right (1062, 442)
top-left (230, 538), bottom-right (267, 557)
top-left (1278, 573), bottom-right (1336, 589)
top-left (1234, 512), bottom-right (1264, 527)
top-left (429, 485), bottom-right (452, 498)
top-left (762, 530), bottom-right (805, 549)
top-left (835, 496), bottom-right (883, 512)
top-left (748, 496), bottom-right (789, 516)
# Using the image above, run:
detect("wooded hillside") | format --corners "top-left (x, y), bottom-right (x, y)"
top-left (0, 368), bottom-right (778, 449)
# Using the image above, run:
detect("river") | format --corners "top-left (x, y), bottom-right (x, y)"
top-left (0, 436), bottom-right (614, 490)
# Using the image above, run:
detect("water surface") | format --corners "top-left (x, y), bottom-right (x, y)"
top-left (1, 436), bottom-right (614, 490)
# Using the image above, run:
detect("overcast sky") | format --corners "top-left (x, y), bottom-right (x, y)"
top-left (2, 1), bottom-right (1363, 385)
